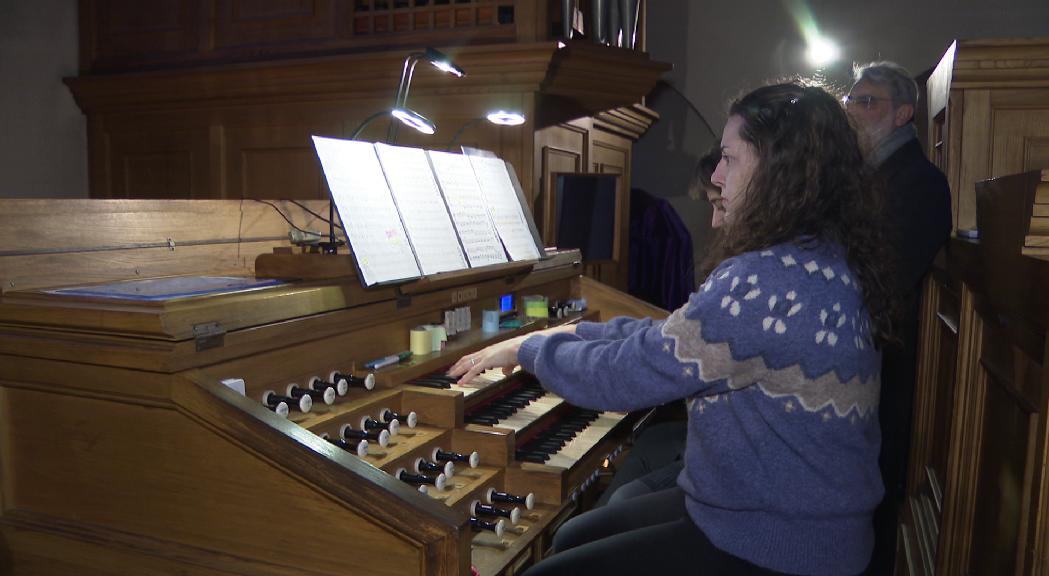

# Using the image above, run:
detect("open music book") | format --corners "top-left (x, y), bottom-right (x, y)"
top-left (312, 136), bottom-right (543, 287)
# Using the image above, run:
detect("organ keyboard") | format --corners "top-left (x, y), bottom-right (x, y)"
top-left (0, 235), bottom-right (669, 576)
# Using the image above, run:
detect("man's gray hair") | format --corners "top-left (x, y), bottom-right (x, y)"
top-left (853, 61), bottom-right (918, 107)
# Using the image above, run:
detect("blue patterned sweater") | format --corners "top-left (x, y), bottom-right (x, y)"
top-left (518, 240), bottom-right (883, 576)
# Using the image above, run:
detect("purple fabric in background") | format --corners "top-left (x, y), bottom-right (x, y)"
top-left (628, 188), bottom-right (695, 312)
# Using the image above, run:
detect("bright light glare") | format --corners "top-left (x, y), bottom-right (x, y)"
top-left (486, 110), bottom-right (526, 126)
top-left (391, 108), bottom-right (436, 135)
top-left (806, 36), bottom-right (840, 67)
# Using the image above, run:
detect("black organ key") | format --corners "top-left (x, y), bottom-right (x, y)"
top-left (330, 371), bottom-right (375, 391)
top-left (432, 447), bottom-right (479, 468)
top-left (395, 467), bottom-right (446, 491)
top-left (380, 408), bottom-right (417, 428)
top-left (286, 383), bottom-right (336, 406)
top-left (487, 488), bottom-right (535, 511)
top-left (361, 416), bottom-right (399, 436)
top-left (514, 450), bottom-right (548, 463)
top-left (415, 457), bottom-right (454, 478)
top-left (322, 433), bottom-right (368, 457)
top-left (341, 423), bottom-right (389, 447)
top-left (407, 377), bottom-right (452, 389)
top-left (262, 390), bottom-right (310, 413)
top-left (514, 407), bottom-right (605, 460)
top-left (471, 499), bottom-right (520, 525)
top-left (463, 381), bottom-right (547, 426)
top-left (310, 375), bottom-right (348, 397)
top-left (470, 517), bottom-right (505, 538)
top-left (409, 371), bottom-right (460, 389)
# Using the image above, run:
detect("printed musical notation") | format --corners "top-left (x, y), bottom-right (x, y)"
top-left (312, 136), bottom-right (421, 286)
top-left (465, 154), bottom-right (542, 262)
top-left (375, 144), bottom-right (468, 275)
top-left (426, 150), bottom-right (508, 268)
top-left (312, 137), bottom-right (542, 287)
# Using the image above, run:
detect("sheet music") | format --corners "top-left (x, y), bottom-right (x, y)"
top-left (374, 144), bottom-right (468, 275)
top-left (465, 154), bottom-right (542, 262)
top-left (426, 150), bottom-right (508, 268)
top-left (312, 136), bottom-right (421, 286)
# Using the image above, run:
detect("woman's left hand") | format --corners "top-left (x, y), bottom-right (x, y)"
top-left (448, 335), bottom-right (529, 386)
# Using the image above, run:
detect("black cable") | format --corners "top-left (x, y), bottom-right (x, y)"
top-left (288, 199), bottom-right (345, 230)
top-left (249, 199), bottom-right (316, 235)
top-left (655, 79), bottom-right (719, 140)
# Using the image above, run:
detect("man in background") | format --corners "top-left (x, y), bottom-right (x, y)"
top-left (846, 61), bottom-right (952, 574)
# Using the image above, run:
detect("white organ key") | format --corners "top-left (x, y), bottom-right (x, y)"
top-left (448, 367), bottom-right (516, 398)
top-left (541, 412), bottom-right (626, 469)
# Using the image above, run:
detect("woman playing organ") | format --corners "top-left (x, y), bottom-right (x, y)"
top-left (450, 82), bottom-right (897, 575)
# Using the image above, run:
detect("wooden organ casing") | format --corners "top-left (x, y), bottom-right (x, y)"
top-left (0, 199), bottom-right (668, 576)
top-left (898, 172), bottom-right (1049, 575)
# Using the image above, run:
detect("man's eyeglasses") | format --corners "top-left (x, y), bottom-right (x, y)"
top-left (842, 94), bottom-right (892, 110)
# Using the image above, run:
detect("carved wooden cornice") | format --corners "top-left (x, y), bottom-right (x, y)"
top-left (592, 103), bottom-right (659, 141)
top-left (940, 38), bottom-right (1049, 89)
top-left (65, 41), bottom-right (670, 119)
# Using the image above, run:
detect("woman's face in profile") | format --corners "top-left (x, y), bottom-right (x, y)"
top-left (710, 115), bottom-right (758, 224)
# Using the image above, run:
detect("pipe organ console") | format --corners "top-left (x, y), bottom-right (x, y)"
top-left (0, 246), bottom-right (668, 576)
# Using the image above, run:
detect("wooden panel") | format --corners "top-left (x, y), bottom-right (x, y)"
top-left (535, 122), bottom-right (588, 246)
top-left (2, 525), bottom-right (245, 576)
top-left (1, 386), bottom-right (423, 576)
top-left (107, 129), bottom-right (212, 199)
top-left (577, 276), bottom-right (667, 321)
top-left (993, 106), bottom-right (1049, 179)
top-left (590, 130), bottom-right (631, 290)
top-left (225, 123), bottom-right (337, 199)
top-left (904, 274), bottom-right (960, 573)
top-left (968, 361), bottom-right (1036, 574)
top-left (0, 199), bottom-right (330, 292)
top-left (956, 89), bottom-right (992, 233)
top-left (213, 0), bottom-right (337, 49)
top-left (938, 284), bottom-right (985, 573)
top-left (86, 0), bottom-right (201, 70)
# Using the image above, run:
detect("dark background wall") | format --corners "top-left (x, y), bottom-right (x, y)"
top-left (1, 0), bottom-right (86, 198)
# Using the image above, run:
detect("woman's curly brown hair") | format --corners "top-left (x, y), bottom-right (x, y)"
top-left (701, 82), bottom-right (898, 347)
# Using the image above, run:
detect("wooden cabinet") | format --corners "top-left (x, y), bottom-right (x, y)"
top-left (926, 38), bottom-right (1049, 233)
top-left (899, 171), bottom-right (1049, 575)
top-left (904, 37), bottom-right (1049, 572)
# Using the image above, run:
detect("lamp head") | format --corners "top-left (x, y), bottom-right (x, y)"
top-left (424, 47), bottom-right (465, 78)
top-left (486, 110), bottom-right (526, 126)
top-left (391, 108), bottom-right (436, 135)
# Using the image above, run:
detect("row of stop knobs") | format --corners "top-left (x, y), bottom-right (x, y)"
top-left (261, 371), bottom-right (377, 416)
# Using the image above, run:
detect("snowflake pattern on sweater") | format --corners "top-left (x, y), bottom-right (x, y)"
top-left (663, 244), bottom-right (880, 421)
